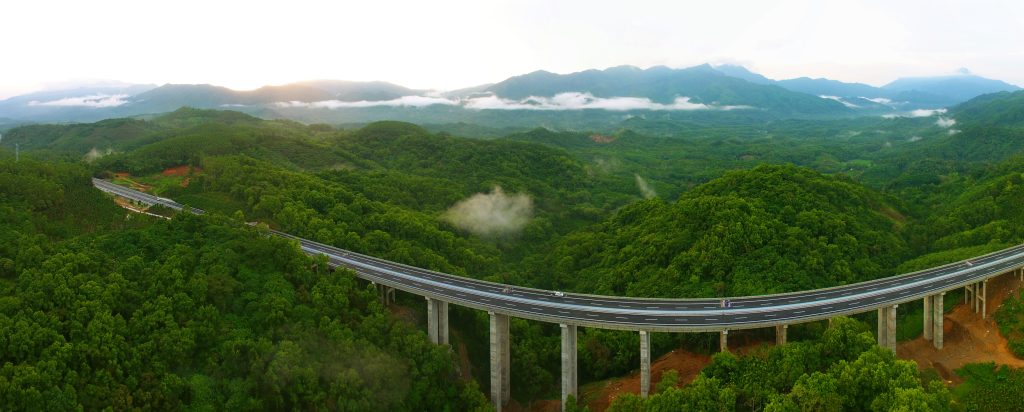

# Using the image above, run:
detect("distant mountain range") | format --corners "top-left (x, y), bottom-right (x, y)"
top-left (0, 64), bottom-right (1018, 127)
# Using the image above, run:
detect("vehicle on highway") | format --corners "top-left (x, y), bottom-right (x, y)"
top-left (553, 291), bottom-right (565, 297)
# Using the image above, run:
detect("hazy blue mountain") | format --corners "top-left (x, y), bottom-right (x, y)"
top-left (292, 80), bottom-right (423, 101)
top-left (775, 77), bottom-right (887, 99)
top-left (713, 64), bottom-right (774, 85)
top-left (0, 83), bottom-right (156, 122)
top-left (484, 64), bottom-right (850, 115)
top-left (883, 72), bottom-right (1020, 105)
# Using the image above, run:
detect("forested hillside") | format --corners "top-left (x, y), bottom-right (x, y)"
top-left (3, 95), bottom-right (1024, 410)
top-left (530, 165), bottom-right (907, 297)
top-left (0, 160), bottom-right (489, 410)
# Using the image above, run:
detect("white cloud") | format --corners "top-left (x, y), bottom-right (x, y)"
top-left (464, 92), bottom-right (749, 111)
top-left (908, 136), bottom-right (923, 142)
top-left (861, 97), bottom-right (894, 105)
top-left (634, 174), bottom-right (657, 199)
top-left (277, 95), bottom-right (459, 109)
top-left (948, 129), bottom-right (961, 135)
top-left (442, 186), bottom-right (533, 238)
top-left (935, 116), bottom-right (956, 128)
top-left (274, 91), bottom-right (753, 111)
top-left (882, 108), bottom-right (948, 119)
top-left (28, 94), bottom-right (129, 108)
top-left (909, 108), bottom-right (947, 117)
top-left (819, 95), bottom-right (859, 108)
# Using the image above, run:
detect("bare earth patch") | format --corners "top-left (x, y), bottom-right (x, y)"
top-left (161, 165), bottom-right (201, 176)
top-left (897, 271), bottom-right (1024, 384)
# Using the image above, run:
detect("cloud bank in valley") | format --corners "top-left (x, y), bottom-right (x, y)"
top-left (935, 116), bottom-right (956, 128)
top-left (463, 92), bottom-right (746, 111)
top-left (276, 92), bottom-right (752, 111)
top-left (29, 94), bottom-right (130, 108)
top-left (443, 186), bottom-right (533, 237)
top-left (276, 95), bottom-right (459, 109)
top-left (819, 95), bottom-right (859, 108)
top-left (883, 108), bottom-right (948, 119)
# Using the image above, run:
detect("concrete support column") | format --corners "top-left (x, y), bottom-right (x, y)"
top-left (877, 305), bottom-right (897, 351)
top-left (974, 282), bottom-right (981, 313)
top-left (640, 330), bottom-right (651, 398)
top-left (560, 324), bottom-right (578, 410)
top-left (489, 312), bottom-right (510, 411)
top-left (923, 296), bottom-right (933, 341)
top-left (426, 298), bottom-right (449, 345)
top-left (886, 304), bottom-right (897, 352)
top-left (877, 307), bottom-right (887, 347)
top-left (982, 279), bottom-right (988, 319)
top-left (720, 330), bottom-right (729, 352)
top-left (775, 325), bottom-right (788, 346)
top-left (933, 292), bottom-right (945, 349)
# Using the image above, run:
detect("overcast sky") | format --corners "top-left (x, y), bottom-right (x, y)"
top-left (2, 0), bottom-right (1022, 99)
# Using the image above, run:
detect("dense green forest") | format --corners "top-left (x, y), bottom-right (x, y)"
top-left (0, 161), bottom-right (489, 410)
top-left (3, 90), bottom-right (1024, 410)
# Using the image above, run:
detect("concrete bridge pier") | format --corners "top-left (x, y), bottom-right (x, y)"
top-left (877, 305), bottom-right (897, 351)
top-left (560, 324), bottom-right (578, 410)
top-left (720, 330), bottom-right (729, 352)
top-left (981, 279), bottom-right (988, 319)
top-left (639, 330), bottom-right (651, 398)
top-left (489, 312), bottom-right (510, 411)
top-left (426, 297), bottom-right (449, 345)
top-left (775, 325), bottom-right (788, 346)
top-left (932, 292), bottom-right (945, 349)
top-left (923, 296), bottom-right (933, 341)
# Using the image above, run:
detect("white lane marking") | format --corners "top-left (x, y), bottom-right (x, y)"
top-left (736, 316), bottom-right (747, 320)
top-left (646, 306), bottom-right (659, 309)
top-left (822, 306), bottom-right (833, 310)
top-left (615, 316), bottom-right (627, 320)
top-left (794, 310), bottom-right (805, 314)
top-left (559, 311), bottom-right (570, 314)
top-left (705, 318), bottom-right (718, 321)
top-left (765, 314), bottom-right (776, 317)
top-left (645, 318), bottom-right (658, 321)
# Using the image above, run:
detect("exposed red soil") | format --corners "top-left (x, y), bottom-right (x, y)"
top-left (898, 271), bottom-right (1024, 383)
top-left (161, 165), bottom-right (201, 177)
top-left (589, 134), bottom-right (617, 144)
top-left (583, 349), bottom-right (713, 411)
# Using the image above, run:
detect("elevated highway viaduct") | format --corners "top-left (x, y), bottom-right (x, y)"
top-left (93, 178), bottom-right (1024, 411)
